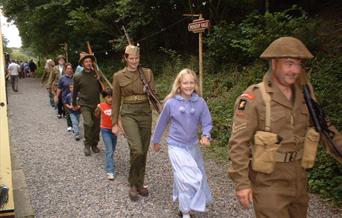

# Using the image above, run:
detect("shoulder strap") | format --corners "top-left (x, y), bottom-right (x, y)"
top-left (257, 82), bottom-right (271, 132)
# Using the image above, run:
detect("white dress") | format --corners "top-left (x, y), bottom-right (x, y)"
top-left (168, 143), bottom-right (212, 213)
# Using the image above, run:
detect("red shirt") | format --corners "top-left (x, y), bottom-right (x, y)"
top-left (98, 102), bottom-right (112, 129)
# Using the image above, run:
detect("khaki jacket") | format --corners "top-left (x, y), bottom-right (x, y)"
top-left (47, 65), bottom-right (65, 90)
top-left (228, 71), bottom-right (311, 191)
top-left (111, 67), bottom-right (155, 125)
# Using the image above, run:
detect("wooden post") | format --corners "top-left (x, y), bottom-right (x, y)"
top-left (198, 14), bottom-right (203, 95)
top-left (64, 42), bottom-right (68, 63)
top-left (185, 13), bottom-right (209, 96)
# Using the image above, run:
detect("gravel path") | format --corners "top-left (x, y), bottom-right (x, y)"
top-left (7, 78), bottom-right (342, 218)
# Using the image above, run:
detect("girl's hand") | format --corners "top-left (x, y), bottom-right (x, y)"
top-left (200, 136), bottom-right (210, 147)
top-left (153, 143), bottom-right (161, 152)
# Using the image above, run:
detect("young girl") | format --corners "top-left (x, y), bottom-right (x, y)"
top-left (152, 68), bottom-right (212, 218)
top-left (96, 88), bottom-right (118, 180)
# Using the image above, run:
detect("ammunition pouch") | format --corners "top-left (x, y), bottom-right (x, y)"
top-left (252, 131), bottom-right (281, 174)
top-left (301, 127), bottom-right (320, 169)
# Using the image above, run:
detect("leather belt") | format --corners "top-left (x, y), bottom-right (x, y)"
top-left (275, 150), bottom-right (303, 163)
top-left (123, 95), bottom-right (148, 104)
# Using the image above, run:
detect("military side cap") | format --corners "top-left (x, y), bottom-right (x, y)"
top-left (56, 55), bottom-right (66, 62)
top-left (125, 45), bottom-right (140, 56)
top-left (78, 52), bottom-right (96, 65)
top-left (260, 37), bottom-right (314, 59)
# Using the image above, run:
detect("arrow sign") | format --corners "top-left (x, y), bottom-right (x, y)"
top-left (188, 19), bottom-right (210, 33)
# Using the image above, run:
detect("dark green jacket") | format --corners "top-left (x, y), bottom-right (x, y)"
top-left (72, 69), bottom-right (102, 108)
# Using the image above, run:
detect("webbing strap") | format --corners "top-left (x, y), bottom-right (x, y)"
top-left (258, 82), bottom-right (271, 132)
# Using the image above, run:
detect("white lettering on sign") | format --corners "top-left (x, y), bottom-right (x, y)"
top-left (188, 20), bottom-right (210, 33)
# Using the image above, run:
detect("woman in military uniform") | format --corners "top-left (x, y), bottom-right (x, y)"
top-left (112, 45), bottom-right (155, 201)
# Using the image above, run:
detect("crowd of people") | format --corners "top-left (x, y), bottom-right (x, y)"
top-left (37, 37), bottom-right (342, 218)
top-left (5, 59), bottom-right (38, 92)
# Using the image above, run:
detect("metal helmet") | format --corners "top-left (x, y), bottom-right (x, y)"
top-left (260, 37), bottom-right (314, 59)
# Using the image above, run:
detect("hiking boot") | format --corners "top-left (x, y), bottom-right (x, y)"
top-left (137, 186), bottom-right (149, 197)
top-left (129, 186), bottom-right (139, 201)
top-left (84, 146), bottom-right (91, 156)
top-left (91, 145), bottom-right (100, 153)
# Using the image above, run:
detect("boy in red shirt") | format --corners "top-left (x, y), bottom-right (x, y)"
top-left (96, 88), bottom-right (118, 180)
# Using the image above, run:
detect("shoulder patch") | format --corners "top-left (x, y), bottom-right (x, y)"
top-left (240, 92), bottom-right (254, 100)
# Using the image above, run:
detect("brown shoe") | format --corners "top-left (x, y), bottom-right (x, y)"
top-left (137, 186), bottom-right (149, 197)
top-left (129, 186), bottom-right (139, 201)
top-left (91, 145), bottom-right (100, 153)
top-left (84, 146), bottom-right (91, 156)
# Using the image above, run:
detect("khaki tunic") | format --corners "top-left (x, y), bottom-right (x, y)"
top-left (228, 70), bottom-right (311, 217)
top-left (228, 71), bottom-right (311, 191)
top-left (112, 67), bottom-right (155, 125)
top-left (47, 65), bottom-right (65, 91)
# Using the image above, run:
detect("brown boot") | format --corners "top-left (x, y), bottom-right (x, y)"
top-left (84, 145), bottom-right (91, 156)
top-left (137, 186), bottom-right (149, 197)
top-left (91, 145), bottom-right (100, 153)
top-left (129, 186), bottom-right (139, 201)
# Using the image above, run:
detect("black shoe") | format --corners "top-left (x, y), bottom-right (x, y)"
top-left (75, 135), bottom-right (80, 141)
top-left (91, 145), bottom-right (100, 153)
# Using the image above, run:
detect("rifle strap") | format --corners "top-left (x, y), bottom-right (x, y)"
top-left (137, 66), bottom-right (151, 93)
top-left (257, 82), bottom-right (271, 132)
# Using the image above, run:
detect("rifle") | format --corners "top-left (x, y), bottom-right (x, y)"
top-left (122, 26), bottom-right (163, 113)
top-left (138, 66), bottom-right (162, 113)
top-left (122, 26), bottom-right (133, 45)
top-left (86, 41), bottom-right (113, 90)
top-left (301, 72), bottom-right (342, 160)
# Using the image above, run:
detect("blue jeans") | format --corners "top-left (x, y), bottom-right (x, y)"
top-left (69, 111), bottom-right (80, 135)
top-left (101, 128), bottom-right (117, 174)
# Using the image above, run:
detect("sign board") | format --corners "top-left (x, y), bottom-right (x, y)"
top-left (188, 18), bottom-right (210, 33)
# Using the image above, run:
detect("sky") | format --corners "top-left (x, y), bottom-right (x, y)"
top-left (1, 14), bottom-right (22, 48)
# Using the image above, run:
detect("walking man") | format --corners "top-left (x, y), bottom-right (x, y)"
top-left (73, 52), bottom-right (103, 156)
top-left (7, 60), bottom-right (20, 92)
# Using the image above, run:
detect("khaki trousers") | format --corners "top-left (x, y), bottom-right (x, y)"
top-left (250, 160), bottom-right (309, 218)
top-left (121, 102), bottom-right (152, 187)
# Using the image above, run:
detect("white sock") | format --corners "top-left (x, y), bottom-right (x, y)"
top-left (182, 214), bottom-right (190, 218)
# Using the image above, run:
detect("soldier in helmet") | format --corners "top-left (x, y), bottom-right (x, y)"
top-left (228, 36), bottom-right (341, 218)
top-left (112, 45), bottom-right (155, 201)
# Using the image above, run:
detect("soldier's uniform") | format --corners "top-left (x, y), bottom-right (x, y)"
top-left (228, 37), bottom-right (342, 218)
top-left (112, 45), bottom-right (154, 200)
top-left (73, 53), bottom-right (102, 156)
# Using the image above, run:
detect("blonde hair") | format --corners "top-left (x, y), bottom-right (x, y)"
top-left (164, 68), bottom-right (200, 101)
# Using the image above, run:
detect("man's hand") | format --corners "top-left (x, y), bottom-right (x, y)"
top-left (200, 136), bottom-right (210, 147)
top-left (112, 124), bottom-right (120, 135)
top-left (153, 143), bottom-right (161, 152)
top-left (236, 188), bottom-right (253, 209)
top-left (53, 95), bottom-right (58, 104)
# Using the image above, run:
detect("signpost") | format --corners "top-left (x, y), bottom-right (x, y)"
top-left (186, 14), bottom-right (210, 95)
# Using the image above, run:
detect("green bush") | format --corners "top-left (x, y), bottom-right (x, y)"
top-left (206, 6), bottom-right (319, 68)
